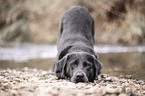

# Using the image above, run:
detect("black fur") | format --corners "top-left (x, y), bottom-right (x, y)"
top-left (53, 6), bottom-right (103, 83)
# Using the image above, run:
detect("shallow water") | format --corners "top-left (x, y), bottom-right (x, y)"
top-left (0, 43), bottom-right (145, 80)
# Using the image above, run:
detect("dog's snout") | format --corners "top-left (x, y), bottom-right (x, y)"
top-left (76, 73), bottom-right (84, 79)
top-left (71, 71), bottom-right (88, 83)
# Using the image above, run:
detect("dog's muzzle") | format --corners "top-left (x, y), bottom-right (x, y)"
top-left (71, 70), bottom-right (88, 83)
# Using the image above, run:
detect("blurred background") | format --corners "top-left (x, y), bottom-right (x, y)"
top-left (0, 0), bottom-right (145, 80)
top-left (0, 0), bottom-right (145, 45)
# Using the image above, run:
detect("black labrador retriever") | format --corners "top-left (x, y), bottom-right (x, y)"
top-left (53, 6), bottom-right (103, 83)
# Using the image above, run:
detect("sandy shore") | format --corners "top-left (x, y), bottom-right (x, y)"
top-left (0, 67), bottom-right (145, 96)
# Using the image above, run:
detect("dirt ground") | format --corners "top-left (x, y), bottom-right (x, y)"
top-left (0, 67), bottom-right (145, 96)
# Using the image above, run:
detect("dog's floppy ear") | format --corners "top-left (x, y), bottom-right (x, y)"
top-left (54, 55), bottom-right (69, 79)
top-left (91, 18), bottom-right (95, 44)
top-left (54, 45), bottom-right (72, 79)
top-left (94, 56), bottom-right (103, 79)
top-left (58, 17), bottom-right (63, 38)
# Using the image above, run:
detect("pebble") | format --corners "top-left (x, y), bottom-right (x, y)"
top-left (21, 67), bottom-right (29, 72)
top-left (85, 84), bottom-right (93, 89)
top-left (0, 68), bottom-right (144, 96)
top-left (105, 87), bottom-right (120, 94)
top-left (13, 78), bottom-right (21, 82)
top-left (142, 91), bottom-right (145, 94)
top-left (10, 90), bottom-right (18, 95)
top-left (77, 92), bottom-right (85, 96)
top-left (126, 75), bottom-right (132, 79)
top-left (96, 88), bottom-right (106, 95)
top-left (0, 76), bottom-right (4, 79)
top-left (118, 93), bottom-right (128, 96)
top-left (119, 79), bottom-right (128, 83)
top-left (97, 75), bottom-right (102, 81)
top-left (142, 85), bottom-right (145, 89)
top-left (101, 74), bottom-right (108, 78)
top-left (104, 77), bottom-right (112, 82)
top-left (129, 80), bottom-right (134, 85)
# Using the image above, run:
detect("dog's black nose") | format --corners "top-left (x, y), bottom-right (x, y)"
top-left (76, 73), bottom-right (84, 79)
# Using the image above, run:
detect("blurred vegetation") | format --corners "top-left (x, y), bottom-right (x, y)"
top-left (0, 0), bottom-right (145, 45)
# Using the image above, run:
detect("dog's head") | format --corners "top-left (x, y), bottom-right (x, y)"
top-left (54, 52), bottom-right (103, 83)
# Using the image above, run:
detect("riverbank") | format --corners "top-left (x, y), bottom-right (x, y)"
top-left (0, 43), bottom-right (145, 61)
top-left (0, 68), bottom-right (144, 96)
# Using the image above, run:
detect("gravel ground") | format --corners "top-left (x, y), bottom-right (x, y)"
top-left (0, 68), bottom-right (145, 96)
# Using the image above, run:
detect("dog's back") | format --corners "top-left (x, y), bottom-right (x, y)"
top-left (58, 6), bottom-right (95, 52)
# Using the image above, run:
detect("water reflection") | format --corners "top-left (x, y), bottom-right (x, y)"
top-left (99, 52), bottom-right (145, 80)
top-left (0, 58), bottom-right (54, 70)
top-left (0, 43), bottom-right (145, 61)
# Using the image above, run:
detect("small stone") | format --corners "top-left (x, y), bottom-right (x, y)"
top-left (142, 85), bottom-right (145, 89)
top-left (111, 85), bottom-right (118, 88)
top-left (135, 84), bottom-right (142, 90)
top-left (76, 85), bottom-right (84, 89)
top-left (41, 71), bottom-right (47, 75)
top-left (84, 85), bottom-right (93, 89)
top-left (118, 93), bottom-right (128, 96)
top-left (119, 79), bottom-right (127, 83)
top-left (129, 80), bottom-right (134, 85)
top-left (104, 77), bottom-right (112, 82)
top-left (2, 79), bottom-right (9, 83)
top-left (44, 80), bottom-right (49, 83)
top-left (142, 91), bottom-right (145, 94)
top-left (77, 92), bottom-right (85, 96)
top-left (12, 86), bottom-right (20, 90)
top-left (112, 77), bottom-right (119, 82)
top-left (125, 87), bottom-right (131, 93)
top-left (122, 83), bottom-right (129, 87)
top-left (119, 75), bottom-right (124, 78)
top-left (97, 76), bottom-right (102, 81)
top-left (10, 90), bottom-right (18, 95)
top-left (2, 83), bottom-right (9, 87)
top-left (21, 67), bottom-right (29, 72)
top-left (0, 76), bottom-right (4, 79)
top-left (101, 74), bottom-right (108, 78)
top-left (51, 89), bottom-right (59, 95)
top-left (126, 75), bottom-right (132, 79)
top-left (32, 68), bottom-right (37, 72)
top-left (105, 87), bottom-right (120, 94)
top-left (136, 80), bottom-right (144, 84)
top-left (13, 78), bottom-right (21, 82)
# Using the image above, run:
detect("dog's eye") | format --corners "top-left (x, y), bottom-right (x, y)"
top-left (70, 63), bottom-right (76, 70)
top-left (70, 60), bottom-right (77, 67)
top-left (83, 62), bottom-right (91, 68)
top-left (70, 63), bottom-right (76, 67)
